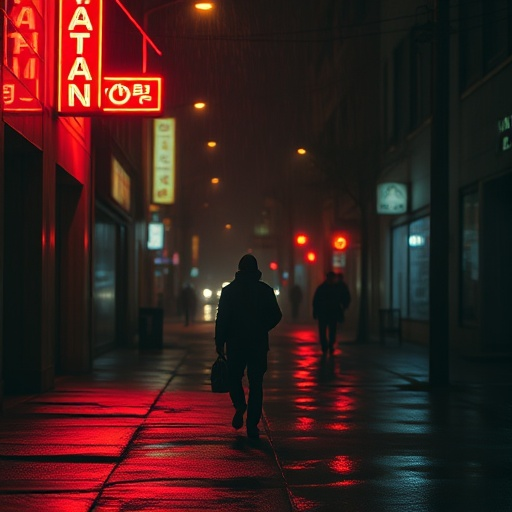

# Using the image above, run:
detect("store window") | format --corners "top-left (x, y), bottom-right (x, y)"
top-left (392, 224), bottom-right (408, 317)
top-left (461, 191), bottom-right (479, 324)
top-left (391, 216), bottom-right (430, 321)
top-left (409, 217), bottom-right (430, 320)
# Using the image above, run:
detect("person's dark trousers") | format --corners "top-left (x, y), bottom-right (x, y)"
top-left (227, 348), bottom-right (267, 428)
top-left (318, 317), bottom-right (337, 352)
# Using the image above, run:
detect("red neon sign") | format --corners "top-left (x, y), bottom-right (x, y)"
top-left (58, 0), bottom-right (103, 114)
top-left (57, 0), bottom-right (163, 116)
top-left (3, 0), bottom-right (44, 112)
top-left (103, 77), bottom-right (162, 113)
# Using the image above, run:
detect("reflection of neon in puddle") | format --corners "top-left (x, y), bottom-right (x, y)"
top-left (329, 455), bottom-right (354, 474)
top-left (296, 416), bottom-right (315, 431)
top-left (326, 422), bottom-right (351, 431)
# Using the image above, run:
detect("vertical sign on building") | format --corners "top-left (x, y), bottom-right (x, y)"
top-left (152, 118), bottom-right (176, 204)
top-left (58, 0), bottom-right (103, 114)
top-left (3, 0), bottom-right (44, 112)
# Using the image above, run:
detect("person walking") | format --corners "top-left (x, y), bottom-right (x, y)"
top-left (215, 254), bottom-right (282, 439)
top-left (312, 271), bottom-right (351, 354)
top-left (179, 284), bottom-right (197, 326)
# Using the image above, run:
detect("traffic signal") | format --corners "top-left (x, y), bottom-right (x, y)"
top-left (295, 234), bottom-right (308, 246)
top-left (332, 233), bottom-right (349, 251)
top-left (305, 251), bottom-right (317, 263)
top-left (269, 261), bottom-right (278, 270)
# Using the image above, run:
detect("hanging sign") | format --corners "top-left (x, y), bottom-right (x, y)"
top-left (57, 0), bottom-right (162, 115)
top-left (376, 183), bottom-right (408, 214)
top-left (152, 118), bottom-right (176, 204)
top-left (2, 0), bottom-right (44, 112)
top-left (103, 77), bottom-right (162, 113)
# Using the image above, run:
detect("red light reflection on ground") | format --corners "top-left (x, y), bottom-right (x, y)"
top-left (294, 397), bottom-right (316, 411)
top-left (295, 416), bottom-right (315, 431)
top-left (329, 455), bottom-right (354, 474)
top-left (292, 329), bottom-right (318, 342)
top-left (334, 393), bottom-right (355, 411)
top-left (326, 422), bottom-right (351, 431)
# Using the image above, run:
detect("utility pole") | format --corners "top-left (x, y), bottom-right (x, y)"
top-left (429, 0), bottom-right (450, 387)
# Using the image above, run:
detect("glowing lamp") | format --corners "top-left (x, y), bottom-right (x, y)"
top-left (269, 261), bottom-right (278, 271)
top-left (306, 251), bottom-right (317, 263)
top-left (296, 234), bottom-right (308, 246)
top-left (332, 234), bottom-right (348, 251)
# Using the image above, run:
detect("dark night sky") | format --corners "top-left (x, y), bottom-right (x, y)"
top-left (145, 0), bottom-right (326, 284)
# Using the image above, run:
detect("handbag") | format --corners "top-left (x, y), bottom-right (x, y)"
top-left (210, 355), bottom-right (229, 393)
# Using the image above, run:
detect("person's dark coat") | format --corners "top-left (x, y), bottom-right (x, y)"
top-left (313, 273), bottom-right (350, 322)
top-left (215, 268), bottom-right (282, 355)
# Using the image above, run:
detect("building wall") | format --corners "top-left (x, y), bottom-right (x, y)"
top-left (1, 0), bottom-right (150, 407)
top-left (379, 0), bottom-right (512, 355)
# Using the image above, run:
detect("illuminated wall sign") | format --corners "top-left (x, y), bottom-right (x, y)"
top-left (111, 157), bottom-right (131, 211)
top-left (333, 251), bottom-right (346, 269)
top-left (57, 0), bottom-right (162, 115)
top-left (377, 183), bottom-right (408, 214)
top-left (58, 0), bottom-right (103, 114)
top-left (147, 223), bottom-right (164, 250)
top-left (498, 115), bottom-right (512, 152)
top-left (152, 118), bottom-right (176, 204)
top-left (3, 0), bottom-right (44, 112)
top-left (103, 77), bottom-right (162, 113)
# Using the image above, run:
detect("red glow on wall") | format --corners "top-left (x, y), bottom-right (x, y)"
top-left (102, 77), bottom-right (162, 113)
top-left (58, 0), bottom-right (103, 114)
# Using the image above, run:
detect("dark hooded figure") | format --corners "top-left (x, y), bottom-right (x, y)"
top-left (313, 271), bottom-right (351, 354)
top-left (215, 254), bottom-right (282, 439)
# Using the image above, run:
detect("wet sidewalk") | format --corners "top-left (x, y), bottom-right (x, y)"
top-left (0, 320), bottom-right (511, 511)
top-left (0, 329), bottom-right (292, 511)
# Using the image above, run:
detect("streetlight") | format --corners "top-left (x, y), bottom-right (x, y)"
top-left (195, 3), bottom-right (214, 9)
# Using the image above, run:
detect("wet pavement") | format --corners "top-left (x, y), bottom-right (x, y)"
top-left (0, 319), bottom-right (511, 511)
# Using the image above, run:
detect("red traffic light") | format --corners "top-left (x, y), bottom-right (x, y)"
top-left (305, 251), bottom-right (317, 263)
top-left (269, 261), bottom-right (278, 270)
top-left (296, 234), bottom-right (308, 246)
top-left (332, 233), bottom-right (349, 251)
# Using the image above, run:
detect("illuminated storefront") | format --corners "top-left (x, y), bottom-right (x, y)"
top-left (1, 0), bottom-right (163, 401)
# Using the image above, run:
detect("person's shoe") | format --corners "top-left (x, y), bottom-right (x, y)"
top-left (232, 409), bottom-right (244, 430)
top-left (247, 425), bottom-right (260, 440)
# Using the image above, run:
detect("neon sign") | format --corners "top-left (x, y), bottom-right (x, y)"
top-left (3, 0), bottom-right (44, 112)
top-left (58, 0), bottom-right (103, 114)
top-left (57, 0), bottom-right (162, 116)
top-left (103, 77), bottom-right (162, 113)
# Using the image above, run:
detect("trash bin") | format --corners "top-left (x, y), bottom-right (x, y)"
top-left (139, 307), bottom-right (164, 349)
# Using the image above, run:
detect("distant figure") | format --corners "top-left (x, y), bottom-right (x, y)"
top-left (179, 284), bottom-right (197, 326)
top-left (312, 271), bottom-right (351, 354)
top-left (215, 254), bottom-right (282, 439)
top-left (289, 283), bottom-right (303, 320)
